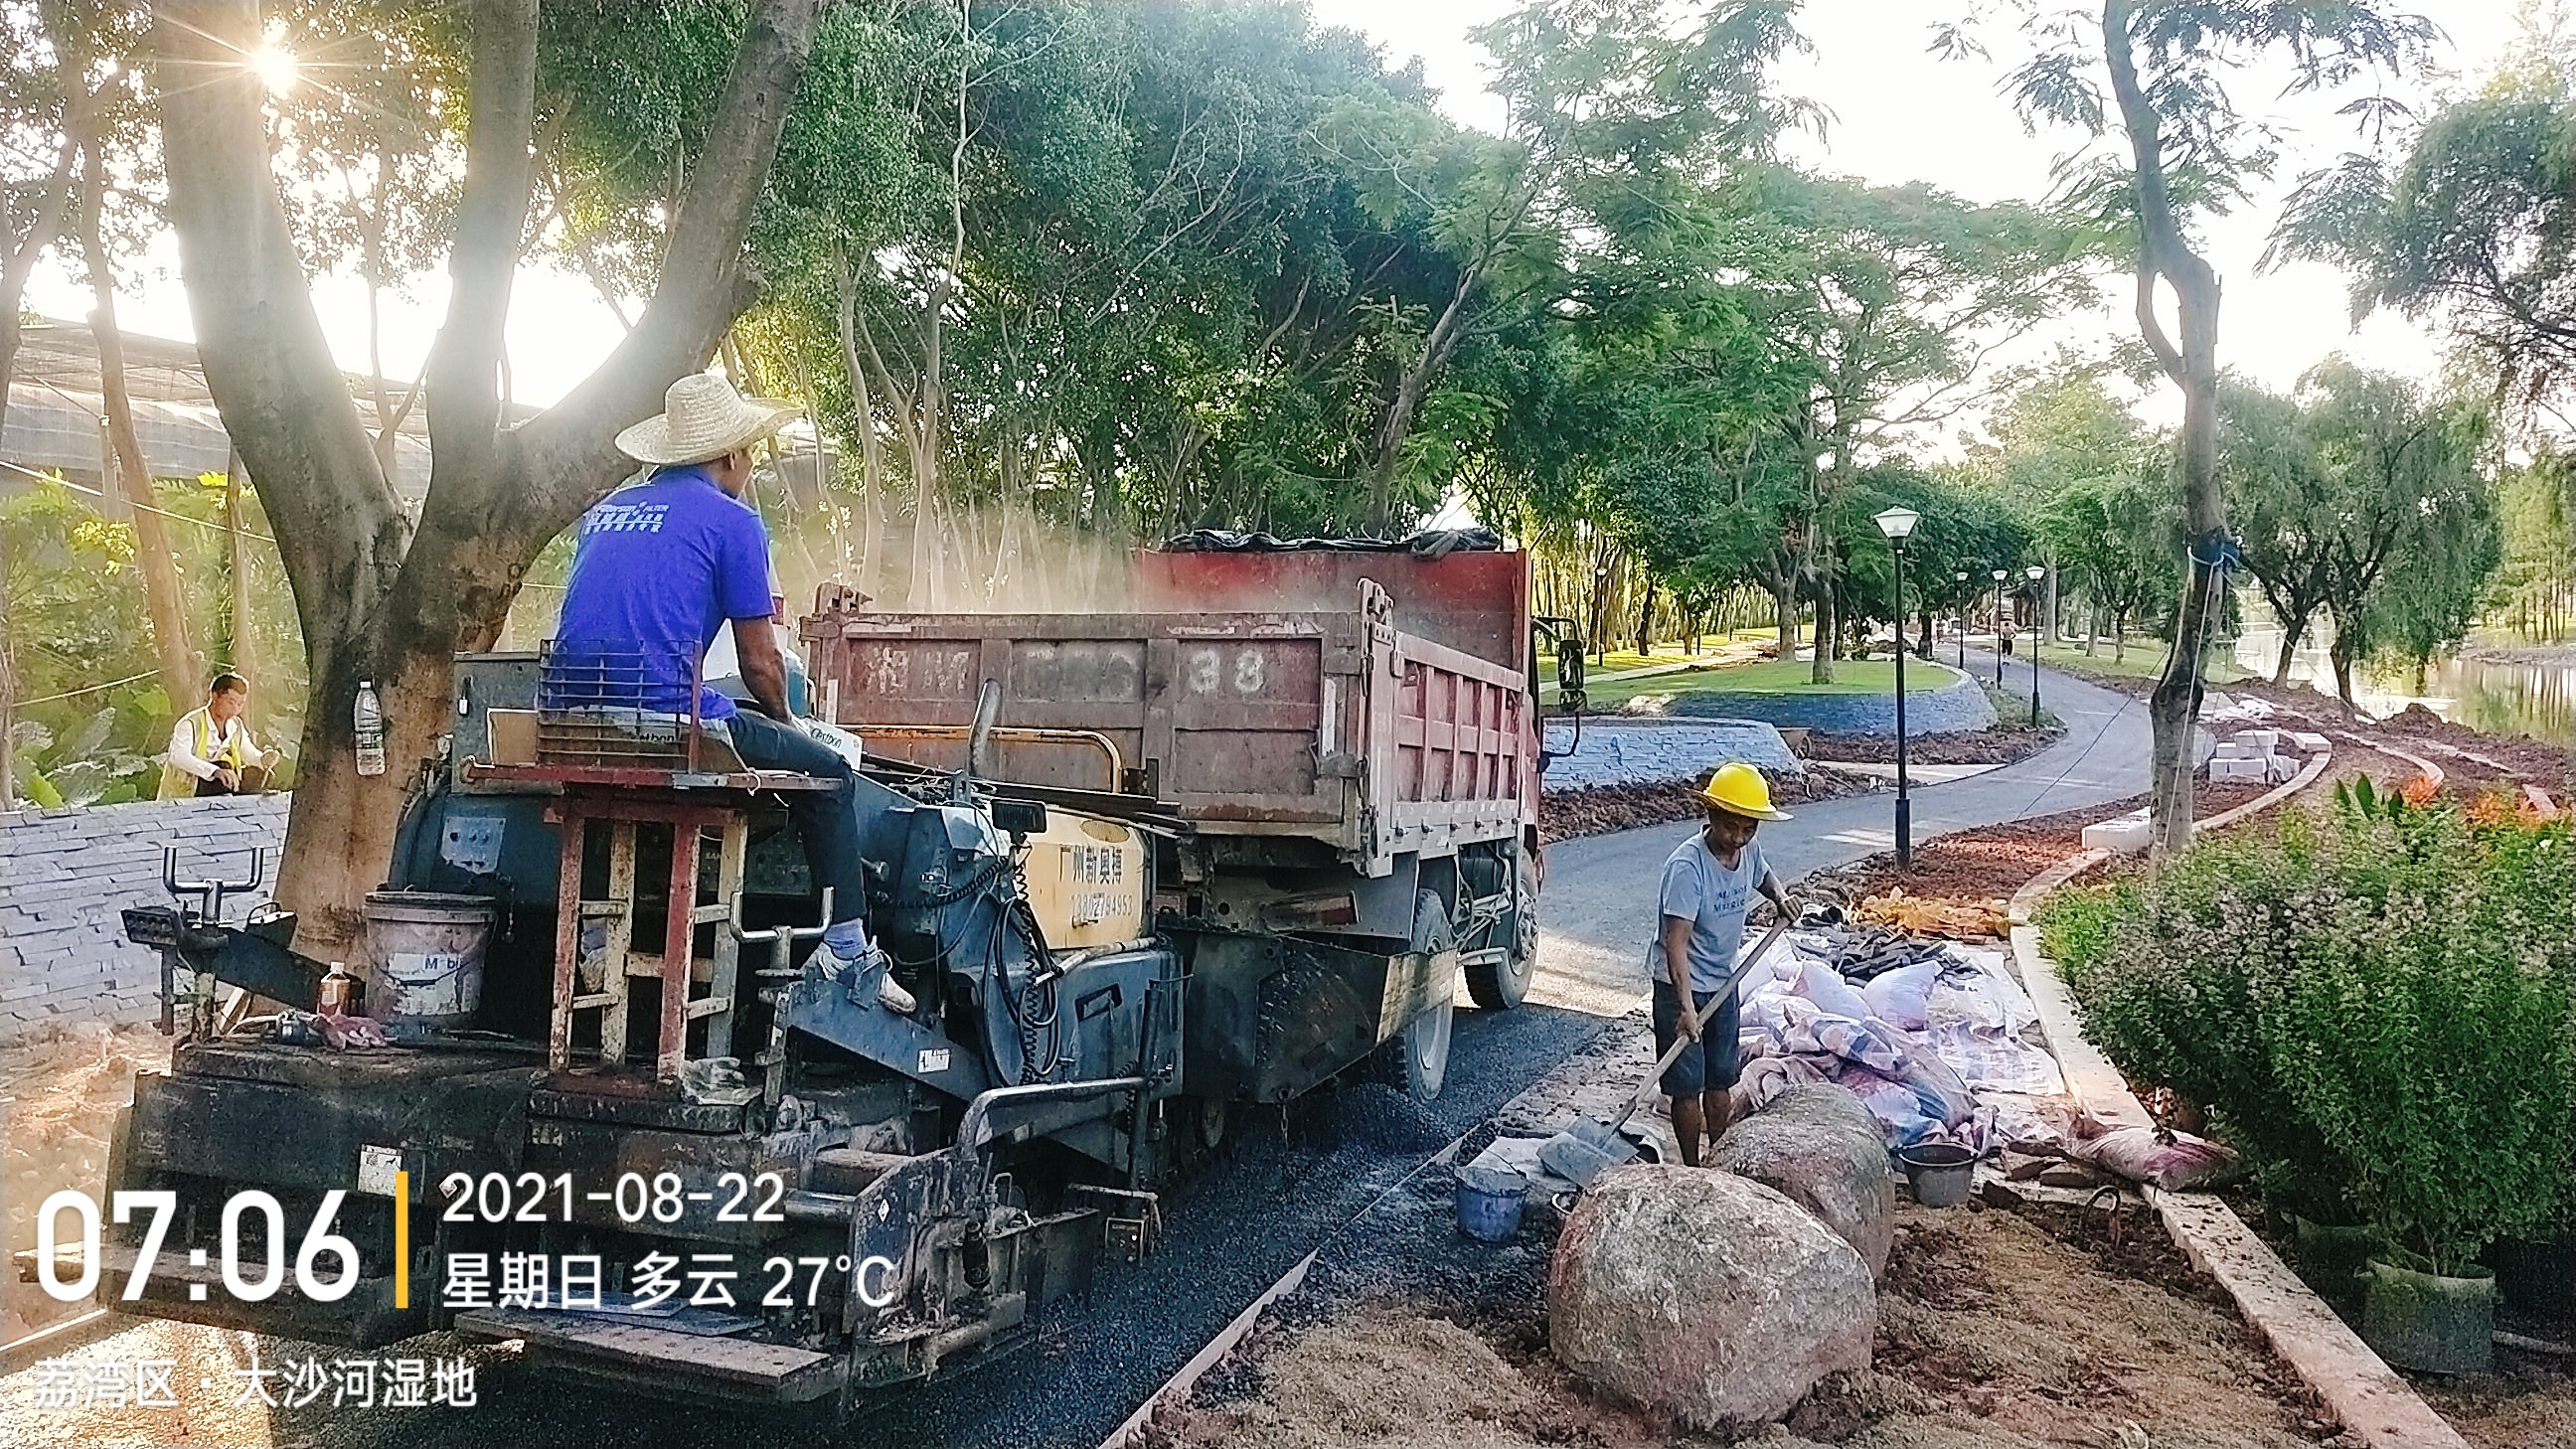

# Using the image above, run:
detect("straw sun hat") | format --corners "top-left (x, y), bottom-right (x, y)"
top-left (613, 372), bottom-right (800, 467)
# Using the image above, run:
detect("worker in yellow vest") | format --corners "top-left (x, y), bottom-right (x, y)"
top-left (160, 673), bottom-right (275, 799)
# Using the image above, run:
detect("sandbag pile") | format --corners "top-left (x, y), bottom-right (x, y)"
top-left (1732, 933), bottom-right (2068, 1155)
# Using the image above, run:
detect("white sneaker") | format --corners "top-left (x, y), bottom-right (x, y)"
top-left (818, 937), bottom-right (916, 1014)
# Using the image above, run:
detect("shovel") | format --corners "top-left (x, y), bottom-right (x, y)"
top-left (1537, 919), bottom-right (1793, 1189)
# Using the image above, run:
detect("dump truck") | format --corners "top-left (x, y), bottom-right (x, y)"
top-left (38, 534), bottom-right (1554, 1411)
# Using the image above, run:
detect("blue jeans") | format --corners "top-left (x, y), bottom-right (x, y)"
top-left (724, 710), bottom-right (864, 926)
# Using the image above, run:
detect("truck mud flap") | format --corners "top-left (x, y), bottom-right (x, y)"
top-left (1173, 925), bottom-right (1454, 1103)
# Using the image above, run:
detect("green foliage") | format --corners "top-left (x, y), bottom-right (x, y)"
top-left (2272, 31), bottom-right (2576, 416)
top-left (2043, 800), bottom-right (2576, 1272)
top-left (3, 477), bottom-right (303, 808)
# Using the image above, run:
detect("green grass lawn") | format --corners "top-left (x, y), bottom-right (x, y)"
top-left (1572, 655), bottom-right (1961, 711)
top-left (1535, 630), bottom-right (1777, 682)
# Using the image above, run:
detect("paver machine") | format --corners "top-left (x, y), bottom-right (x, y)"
top-left (60, 534), bottom-right (1554, 1409)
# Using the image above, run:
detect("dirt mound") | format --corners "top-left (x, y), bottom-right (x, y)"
top-left (3, 1022), bottom-right (168, 1345)
top-left (1804, 724), bottom-right (2062, 767)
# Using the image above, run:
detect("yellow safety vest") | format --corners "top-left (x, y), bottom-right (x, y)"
top-left (159, 707), bottom-right (250, 800)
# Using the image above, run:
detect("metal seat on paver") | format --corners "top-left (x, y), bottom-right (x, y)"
top-left (470, 641), bottom-right (837, 1081)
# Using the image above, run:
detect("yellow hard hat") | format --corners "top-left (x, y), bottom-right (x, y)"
top-left (1701, 761), bottom-right (1792, 821)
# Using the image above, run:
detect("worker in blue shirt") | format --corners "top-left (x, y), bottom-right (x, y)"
top-left (553, 373), bottom-right (911, 1014)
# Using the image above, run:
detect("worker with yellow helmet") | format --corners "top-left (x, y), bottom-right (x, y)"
top-left (1650, 760), bottom-right (1796, 1166)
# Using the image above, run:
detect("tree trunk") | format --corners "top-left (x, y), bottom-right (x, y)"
top-left (2044, 560), bottom-right (2061, 644)
top-left (1368, 267), bottom-right (1478, 535)
top-left (2271, 610), bottom-right (2307, 686)
top-left (156, 0), bottom-right (823, 959)
top-left (1810, 559), bottom-right (1839, 684)
top-left (226, 452), bottom-right (257, 685)
top-left (1772, 572), bottom-right (1798, 659)
top-left (2086, 600), bottom-right (2104, 656)
top-left (1, 533), bottom-right (14, 809)
top-left (2114, 610), bottom-right (2128, 664)
top-left (80, 144), bottom-right (200, 710)
top-left (1633, 587), bottom-right (1656, 658)
top-left (0, 140), bottom-right (78, 447)
top-left (2328, 622), bottom-right (2359, 714)
top-left (2106, 0), bottom-right (2223, 860)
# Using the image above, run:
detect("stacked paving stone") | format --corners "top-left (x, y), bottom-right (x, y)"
top-left (0, 795), bottom-right (288, 1042)
top-left (2208, 727), bottom-right (2326, 784)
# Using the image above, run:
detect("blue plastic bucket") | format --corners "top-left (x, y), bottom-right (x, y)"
top-left (1457, 1164), bottom-right (1529, 1242)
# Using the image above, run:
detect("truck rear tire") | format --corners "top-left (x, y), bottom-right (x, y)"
top-left (1465, 853), bottom-right (1539, 1010)
top-left (1399, 992), bottom-right (1452, 1101)
top-left (1395, 889), bottom-right (1454, 1100)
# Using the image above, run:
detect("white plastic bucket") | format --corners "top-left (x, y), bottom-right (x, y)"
top-left (365, 891), bottom-right (497, 1031)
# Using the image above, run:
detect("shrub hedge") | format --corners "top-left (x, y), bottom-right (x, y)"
top-left (2037, 785), bottom-right (2576, 1274)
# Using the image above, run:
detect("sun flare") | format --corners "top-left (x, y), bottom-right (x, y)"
top-left (249, 42), bottom-right (297, 95)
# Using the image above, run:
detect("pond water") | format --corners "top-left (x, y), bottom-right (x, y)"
top-left (2231, 625), bottom-right (2576, 749)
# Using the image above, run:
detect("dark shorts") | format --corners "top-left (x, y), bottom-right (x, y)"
top-left (1652, 976), bottom-right (1743, 1098)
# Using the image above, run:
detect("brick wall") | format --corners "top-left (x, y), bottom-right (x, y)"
top-left (0, 795), bottom-right (290, 1041)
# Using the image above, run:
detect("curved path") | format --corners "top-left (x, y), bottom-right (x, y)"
top-left (1528, 651), bottom-right (2152, 1015)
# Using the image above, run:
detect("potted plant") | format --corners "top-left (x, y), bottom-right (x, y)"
top-left (2272, 793), bottom-right (2575, 1373)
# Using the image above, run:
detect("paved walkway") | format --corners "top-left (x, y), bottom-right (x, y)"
top-left (1527, 651), bottom-right (2151, 1015)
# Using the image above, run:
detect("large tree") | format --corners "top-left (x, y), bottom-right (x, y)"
top-left (1967, 0), bottom-right (2436, 855)
top-left (154, 0), bottom-right (825, 956)
top-left (2272, 34), bottom-right (2576, 428)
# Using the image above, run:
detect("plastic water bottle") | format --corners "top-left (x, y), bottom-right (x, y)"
top-left (355, 680), bottom-right (387, 777)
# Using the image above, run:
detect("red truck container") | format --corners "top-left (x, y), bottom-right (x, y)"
top-left (802, 540), bottom-right (1543, 1012)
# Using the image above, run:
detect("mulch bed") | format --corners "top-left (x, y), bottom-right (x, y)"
top-left (1538, 765), bottom-right (1879, 845)
top-left (2033, 658), bottom-right (2576, 799)
top-left (1805, 778), bottom-right (2277, 912)
top-left (1803, 722), bottom-right (2064, 767)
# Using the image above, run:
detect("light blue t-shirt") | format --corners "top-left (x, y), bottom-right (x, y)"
top-left (1647, 834), bottom-right (1766, 995)
top-left (552, 465), bottom-right (774, 721)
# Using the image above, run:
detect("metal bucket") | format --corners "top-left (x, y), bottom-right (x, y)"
top-left (1456, 1164), bottom-right (1529, 1242)
top-left (1898, 1142), bottom-right (1976, 1208)
top-left (365, 890), bottom-right (497, 1031)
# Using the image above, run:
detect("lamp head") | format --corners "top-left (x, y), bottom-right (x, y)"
top-left (1871, 505), bottom-right (1919, 542)
top-left (2025, 564), bottom-right (2046, 581)
top-left (1991, 569), bottom-right (2008, 581)
top-left (1953, 571), bottom-right (1968, 582)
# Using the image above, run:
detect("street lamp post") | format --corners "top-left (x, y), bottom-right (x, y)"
top-left (1953, 570), bottom-right (1969, 673)
top-left (1874, 506), bottom-right (1920, 867)
top-left (1990, 569), bottom-right (2009, 688)
top-left (2024, 564), bottom-right (2047, 726)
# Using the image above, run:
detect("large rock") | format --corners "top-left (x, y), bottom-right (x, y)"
top-left (1713, 1083), bottom-right (1897, 1280)
top-left (1549, 1165), bottom-right (1873, 1428)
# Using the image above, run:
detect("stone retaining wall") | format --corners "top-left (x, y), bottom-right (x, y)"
top-left (1667, 672), bottom-right (1997, 735)
top-left (1539, 720), bottom-right (1800, 790)
top-left (0, 795), bottom-right (289, 1041)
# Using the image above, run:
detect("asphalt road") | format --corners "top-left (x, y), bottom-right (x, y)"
top-left (5, 651), bottom-right (2152, 1448)
top-left (1527, 651), bottom-right (2151, 1017)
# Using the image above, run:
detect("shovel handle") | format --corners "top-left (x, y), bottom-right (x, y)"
top-left (1607, 918), bottom-right (1793, 1134)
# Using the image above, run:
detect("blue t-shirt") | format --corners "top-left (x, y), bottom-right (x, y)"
top-left (552, 466), bottom-right (774, 721)
top-left (1647, 834), bottom-right (1766, 995)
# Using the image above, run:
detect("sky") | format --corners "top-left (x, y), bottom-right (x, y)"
top-left (23, 0), bottom-right (2534, 450)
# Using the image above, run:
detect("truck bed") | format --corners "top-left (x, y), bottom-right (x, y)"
top-left (803, 570), bottom-right (1536, 875)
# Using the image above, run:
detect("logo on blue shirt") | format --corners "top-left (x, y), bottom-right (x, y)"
top-left (585, 502), bottom-right (671, 535)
